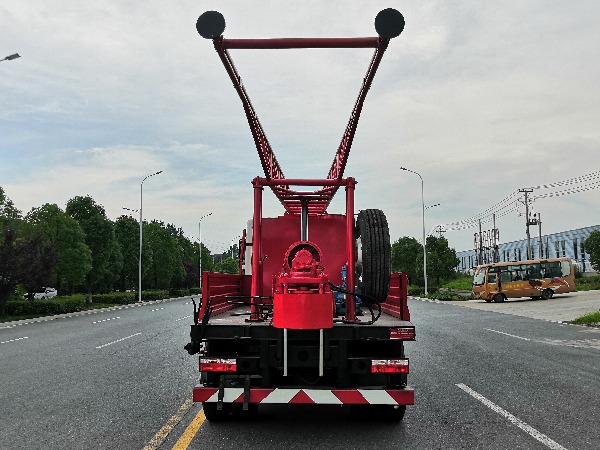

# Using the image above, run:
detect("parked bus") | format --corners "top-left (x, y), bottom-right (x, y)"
top-left (472, 257), bottom-right (576, 303)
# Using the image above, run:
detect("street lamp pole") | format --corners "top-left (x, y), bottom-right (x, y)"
top-left (198, 213), bottom-right (212, 288)
top-left (400, 167), bottom-right (429, 295)
top-left (139, 170), bottom-right (162, 302)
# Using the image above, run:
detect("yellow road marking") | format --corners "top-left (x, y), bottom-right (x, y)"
top-left (172, 408), bottom-right (206, 449)
top-left (142, 398), bottom-right (194, 450)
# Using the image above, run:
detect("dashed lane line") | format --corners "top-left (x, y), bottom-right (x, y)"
top-left (92, 317), bottom-right (120, 324)
top-left (485, 328), bottom-right (531, 341)
top-left (175, 315), bottom-right (194, 322)
top-left (1, 336), bottom-right (28, 345)
top-left (457, 383), bottom-right (567, 450)
top-left (95, 332), bottom-right (141, 349)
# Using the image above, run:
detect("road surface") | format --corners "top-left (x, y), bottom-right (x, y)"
top-left (1, 293), bottom-right (598, 449)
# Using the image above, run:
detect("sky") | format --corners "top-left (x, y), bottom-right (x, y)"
top-left (1, 1), bottom-right (599, 258)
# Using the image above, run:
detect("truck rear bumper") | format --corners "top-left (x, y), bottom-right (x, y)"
top-left (193, 386), bottom-right (414, 405)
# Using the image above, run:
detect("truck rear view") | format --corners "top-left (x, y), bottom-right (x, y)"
top-left (185, 8), bottom-right (415, 421)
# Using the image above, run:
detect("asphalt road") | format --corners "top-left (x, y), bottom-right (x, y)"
top-left (1, 293), bottom-right (599, 449)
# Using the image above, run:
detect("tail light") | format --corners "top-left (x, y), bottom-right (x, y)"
top-left (390, 327), bottom-right (415, 340)
top-left (199, 357), bottom-right (237, 372)
top-left (371, 359), bottom-right (409, 374)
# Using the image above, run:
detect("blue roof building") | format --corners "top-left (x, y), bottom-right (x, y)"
top-left (456, 225), bottom-right (600, 274)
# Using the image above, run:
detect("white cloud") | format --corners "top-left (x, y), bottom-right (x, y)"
top-left (1, 0), bottom-right (599, 257)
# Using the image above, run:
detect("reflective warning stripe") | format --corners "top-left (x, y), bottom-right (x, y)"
top-left (193, 386), bottom-right (414, 405)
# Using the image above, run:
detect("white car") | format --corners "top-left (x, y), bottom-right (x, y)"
top-left (33, 288), bottom-right (58, 300)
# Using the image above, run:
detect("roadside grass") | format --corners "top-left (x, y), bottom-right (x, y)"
top-left (571, 310), bottom-right (600, 327)
top-left (575, 275), bottom-right (600, 291)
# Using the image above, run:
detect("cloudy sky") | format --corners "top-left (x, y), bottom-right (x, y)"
top-left (1, 1), bottom-right (599, 257)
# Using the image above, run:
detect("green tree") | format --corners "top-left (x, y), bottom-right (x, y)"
top-left (391, 236), bottom-right (423, 286)
top-left (114, 215), bottom-right (140, 291)
top-left (0, 186), bottom-right (21, 244)
top-left (143, 221), bottom-right (184, 289)
top-left (0, 230), bottom-right (56, 313)
top-left (426, 235), bottom-right (460, 290)
top-left (214, 257), bottom-right (239, 274)
top-left (25, 203), bottom-right (92, 293)
top-left (66, 196), bottom-right (123, 301)
top-left (584, 230), bottom-right (600, 272)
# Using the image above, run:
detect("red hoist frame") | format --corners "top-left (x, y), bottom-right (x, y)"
top-left (197, 9), bottom-right (405, 324)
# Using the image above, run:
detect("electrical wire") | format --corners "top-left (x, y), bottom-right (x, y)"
top-left (440, 170), bottom-right (600, 232)
top-left (328, 282), bottom-right (381, 325)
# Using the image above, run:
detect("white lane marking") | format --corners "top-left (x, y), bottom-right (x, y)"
top-left (150, 307), bottom-right (165, 312)
top-left (95, 332), bottom-right (141, 349)
top-left (486, 328), bottom-right (600, 349)
top-left (175, 315), bottom-right (193, 322)
top-left (485, 328), bottom-right (531, 341)
top-left (92, 317), bottom-right (120, 324)
top-left (457, 384), bottom-right (567, 450)
top-left (538, 338), bottom-right (600, 350)
top-left (0, 336), bottom-right (28, 345)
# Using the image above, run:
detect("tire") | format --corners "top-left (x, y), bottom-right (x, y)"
top-left (493, 293), bottom-right (504, 303)
top-left (355, 209), bottom-right (391, 302)
top-left (541, 288), bottom-right (553, 300)
top-left (202, 402), bottom-right (233, 422)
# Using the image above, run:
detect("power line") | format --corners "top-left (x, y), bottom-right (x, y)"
top-left (441, 170), bottom-right (600, 231)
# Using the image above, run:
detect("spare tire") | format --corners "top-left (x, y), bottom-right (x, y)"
top-left (355, 209), bottom-right (391, 302)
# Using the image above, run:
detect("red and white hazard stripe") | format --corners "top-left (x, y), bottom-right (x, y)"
top-left (193, 386), bottom-right (414, 405)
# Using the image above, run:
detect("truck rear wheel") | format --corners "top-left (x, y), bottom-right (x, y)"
top-left (355, 209), bottom-right (391, 301)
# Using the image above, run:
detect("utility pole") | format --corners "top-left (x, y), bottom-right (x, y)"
top-left (537, 213), bottom-right (543, 258)
top-left (519, 188), bottom-right (533, 260)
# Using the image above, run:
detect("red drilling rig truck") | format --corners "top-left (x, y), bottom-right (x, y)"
top-left (185, 8), bottom-right (415, 421)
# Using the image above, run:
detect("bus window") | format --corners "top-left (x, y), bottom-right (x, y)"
top-left (526, 264), bottom-right (542, 280)
top-left (561, 260), bottom-right (571, 276)
top-left (488, 272), bottom-right (497, 284)
top-left (473, 267), bottom-right (486, 286)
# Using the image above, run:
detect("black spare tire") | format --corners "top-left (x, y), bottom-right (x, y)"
top-left (355, 209), bottom-right (391, 302)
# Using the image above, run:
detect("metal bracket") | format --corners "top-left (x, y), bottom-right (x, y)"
top-left (243, 375), bottom-right (251, 411)
top-left (217, 376), bottom-right (225, 410)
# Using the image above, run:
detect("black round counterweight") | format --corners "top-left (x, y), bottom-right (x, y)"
top-left (197, 11), bottom-right (226, 39)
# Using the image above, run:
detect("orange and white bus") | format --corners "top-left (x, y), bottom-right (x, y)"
top-left (472, 257), bottom-right (576, 303)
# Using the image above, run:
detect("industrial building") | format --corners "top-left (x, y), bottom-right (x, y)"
top-left (456, 225), bottom-right (600, 274)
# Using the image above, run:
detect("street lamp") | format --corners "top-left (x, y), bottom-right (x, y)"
top-left (139, 170), bottom-right (162, 302)
top-left (400, 167), bottom-right (430, 295)
top-left (198, 213), bottom-right (212, 288)
top-left (1, 53), bottom-right (20, 62)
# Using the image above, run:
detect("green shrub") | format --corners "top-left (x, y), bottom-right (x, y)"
top-left (4, 296), bottom-right (87, 317)
top-left (408, 286), bottom-right (424, 296)
top-left (575, 275), bottom-right (600, 291)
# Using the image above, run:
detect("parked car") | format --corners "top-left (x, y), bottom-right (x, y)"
top-left (32, 288), bottom-right (58, 300)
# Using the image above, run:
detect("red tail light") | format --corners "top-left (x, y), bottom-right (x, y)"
top-left (371, 359), bottom-right (409, 374)
top-left (199, 358), bottom-right (237, 372)
top-left (390, 327), bottom-right (415, 340)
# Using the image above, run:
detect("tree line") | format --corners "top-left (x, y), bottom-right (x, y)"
top-left (2, 184), bottom-right (513, 314)
top-left (0, 187), bottom-right (238, 313)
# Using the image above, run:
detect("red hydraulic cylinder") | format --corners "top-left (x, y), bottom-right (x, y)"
top-left (249, 177), bottom-right (263, 321)
top-left (344, 177), bottom-right (358, 322)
